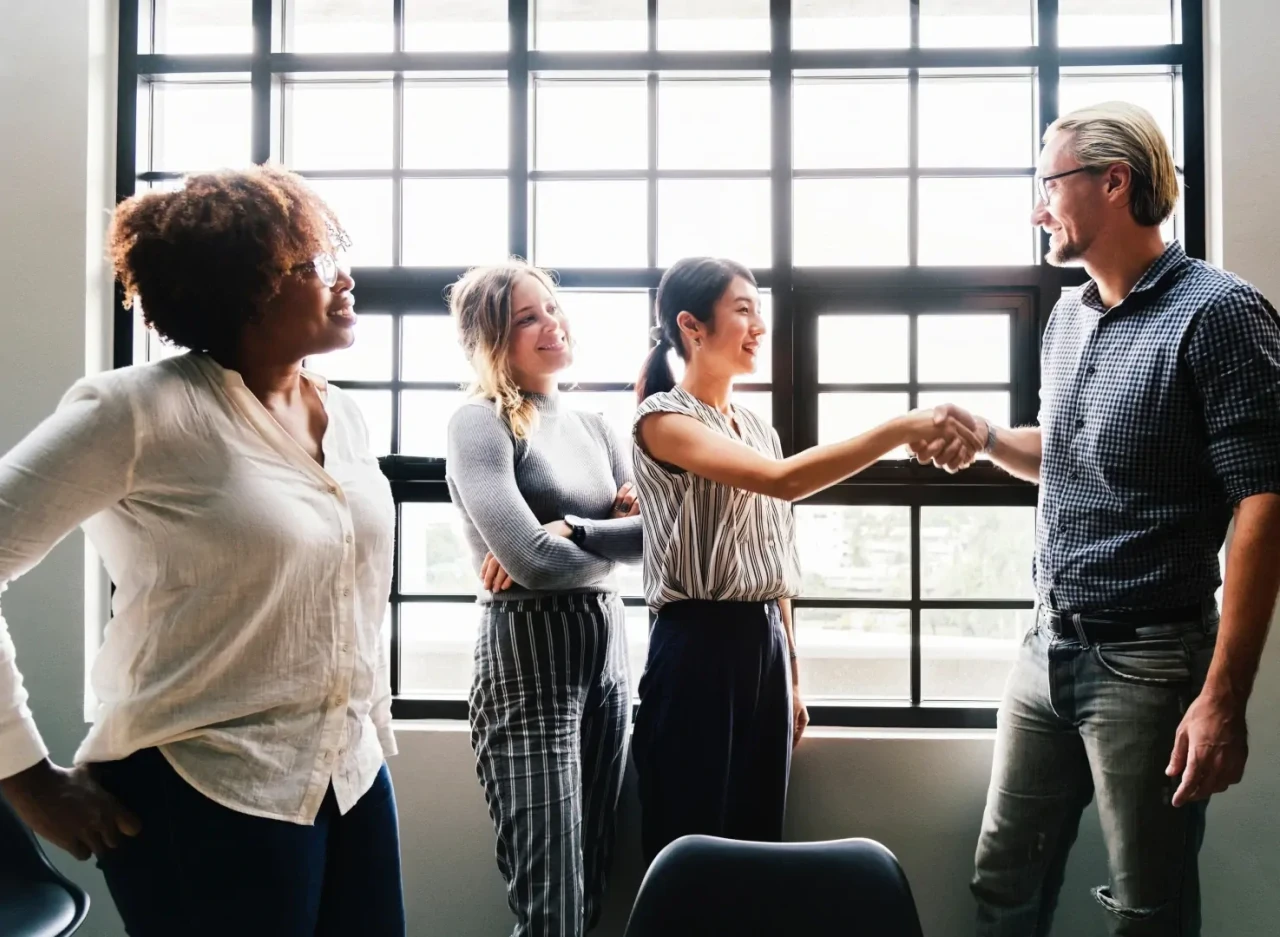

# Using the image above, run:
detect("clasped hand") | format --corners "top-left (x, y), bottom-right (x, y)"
top-left (905, 404), bottom-right (988, 473)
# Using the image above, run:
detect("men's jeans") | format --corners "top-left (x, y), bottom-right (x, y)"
top-left (973, 607), bottom-right (1217, 936)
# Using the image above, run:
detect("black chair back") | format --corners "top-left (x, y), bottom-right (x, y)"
top-left (0, 793), bottom-right (90, 937)
top-left (624, 835), bottom-right (925, 937)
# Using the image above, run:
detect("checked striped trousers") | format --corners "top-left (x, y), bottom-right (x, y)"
top-left (469, 593), bottom-right (631, 937)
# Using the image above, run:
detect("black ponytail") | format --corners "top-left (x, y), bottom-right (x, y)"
top-left (636, 256), bottom-right (756, 402)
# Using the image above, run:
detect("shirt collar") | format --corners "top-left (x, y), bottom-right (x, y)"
top-left (1079, 240), bottom-right (1187, 313)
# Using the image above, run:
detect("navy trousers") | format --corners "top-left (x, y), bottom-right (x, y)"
top-left (632, 599), bottom-right (794, 864)
top-left (92, 747), bottom-right (405, 937)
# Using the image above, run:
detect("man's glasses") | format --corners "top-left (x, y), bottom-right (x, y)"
top-left (1035, 166), bottom-right (1096, 204)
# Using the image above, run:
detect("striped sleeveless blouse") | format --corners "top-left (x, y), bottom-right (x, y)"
top-left (632, 386), bottom-right (803, 610)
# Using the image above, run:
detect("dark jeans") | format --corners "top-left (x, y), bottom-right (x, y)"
top-left (973, 607), bottom-right (1217, 937)
top-left (92, 748), bottom-right (405, 937)
top-left (632, 599), bottom-right (794, 864)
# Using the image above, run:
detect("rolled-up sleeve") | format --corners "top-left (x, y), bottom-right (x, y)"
top-left (1186, 284), bottom-right (1280, 504)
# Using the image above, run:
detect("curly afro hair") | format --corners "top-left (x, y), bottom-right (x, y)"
top-left (108, 164), bottom-right (349, 355)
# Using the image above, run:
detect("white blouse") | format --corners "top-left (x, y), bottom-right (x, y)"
top-left (0, 353), bottom-right (395, 824)
top-left (632, 387), bottom-right (802, 610)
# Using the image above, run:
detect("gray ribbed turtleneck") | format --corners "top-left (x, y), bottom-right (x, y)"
top-left (445, 392), bottom-right (642, 602)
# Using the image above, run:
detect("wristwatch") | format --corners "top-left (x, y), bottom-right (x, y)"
top-left (981, 420), bottom-right (998, 453)
top-left (564, 515), bottom-right (588, 546)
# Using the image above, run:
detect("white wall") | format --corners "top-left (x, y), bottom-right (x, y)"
top-left (0, 2), bottom-right (1275, 935)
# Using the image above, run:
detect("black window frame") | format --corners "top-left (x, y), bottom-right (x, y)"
top-left (115, 0), bottom-right (1206, 730)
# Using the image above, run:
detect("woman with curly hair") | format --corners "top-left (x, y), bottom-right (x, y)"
top-left (0, 165), bottom-right (404, 936)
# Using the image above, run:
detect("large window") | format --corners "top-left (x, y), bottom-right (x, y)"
top-left (119, 0), bottom-right (1204, 728)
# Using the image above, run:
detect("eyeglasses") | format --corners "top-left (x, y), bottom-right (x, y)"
top-left (1035, 166), bottom-right (1096, 204)
top-left (293, 252), bottom-right (340, 288)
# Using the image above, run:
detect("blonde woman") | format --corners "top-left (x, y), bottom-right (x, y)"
top-left (444, 260), bottom-right (641, 937)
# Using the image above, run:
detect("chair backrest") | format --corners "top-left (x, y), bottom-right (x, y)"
top-left (623, 835), bottom-right (926, 937)
top-left (0, 793), bottom-right (90, 937)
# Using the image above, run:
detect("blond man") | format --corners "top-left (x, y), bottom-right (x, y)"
top-left (918, 103), bottom-right (1280, 935)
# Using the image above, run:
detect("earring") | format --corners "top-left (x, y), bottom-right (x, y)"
top-left (694, 338), bottom-right (702, 348)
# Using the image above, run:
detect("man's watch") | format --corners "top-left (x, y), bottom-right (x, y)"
top-left (564, 515), bottom-right (588, 546)
top-left (981, 420), bottom-right (998, 454)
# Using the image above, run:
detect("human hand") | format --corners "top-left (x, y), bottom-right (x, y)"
top-left (0, 759), bottom-right (141, 860)
top-left (1166, 689), bottom-right (1249, 807)
top-left (792, 686), bottom-right (809, 749)
top-left (611, 482), bottom-right (639, 519)
top-left (480, 551), bottom-right (515, 592)
top-left (908, 404), bottom-right (987, 473)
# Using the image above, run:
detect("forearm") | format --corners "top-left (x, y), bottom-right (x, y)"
top-left (985, 424), bottom-right (1043, 483)
top-left (1204, 494), bottom-right (1280, 703)
top-left (773, 421), bottom-right (907, 502)
top-left (577, 515), bottom-right (644, 564)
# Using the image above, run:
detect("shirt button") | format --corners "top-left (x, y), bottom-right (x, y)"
top-left (327, 485), bottom-right (338, 495)
top-left (342, 587), bottom-right (351, 597)
top-left (1075, 418), bottom-right (1085, 430)
top-left (340, 643), bottom-right (350, 654)
top-left (323, 750), bottom-right (334, 763)
top-left (1069, 471), bottom-right (1080, 481)
top-left (1086, 365), bottom-right (1096, 376)
top-left (344, 534), bottom-right (353, 544)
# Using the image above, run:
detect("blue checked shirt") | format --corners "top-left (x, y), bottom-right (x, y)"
top-left (1035, 241), bottom-right (1280, 611)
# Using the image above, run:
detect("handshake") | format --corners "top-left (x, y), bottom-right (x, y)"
top-left (902, 403), bottom-right (989, 473)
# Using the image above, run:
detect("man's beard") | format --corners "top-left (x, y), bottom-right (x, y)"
top-left (1045, 229), bottom-right (1087, 266)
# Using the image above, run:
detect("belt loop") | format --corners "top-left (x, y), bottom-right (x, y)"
top-left (1070, 612), bottom-right (1091, 650)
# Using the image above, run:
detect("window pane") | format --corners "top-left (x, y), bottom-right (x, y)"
top-left (658, 0), bottom-right (770, 50)
top-left (535, 0), bottom-right (647, 50)
top-left (284, 82), bottom-right (393, 171)
top-left (918, 178), bottom-right (1035, 266)
top-left (916, 390), bottom-right (1010, 427)
top-left (405, 0), bottom-right (507, 51)
top-left (148, 81), bottom-right (251, 171)
top-left (401, 390), bottom-right (469, 456)
top-left (793, 0), bottom-right (910, 50)
top-left (1059, 0), bottom-right (1173, 47)
top-left (535, 80), bottom-right (648, 170)
top-left (307, 313), bottom-right (393, 381)
top-left (403, 179), bottom-right (509, 266)
top-left (818, 392), bottom-right (910, 457)
top-left (624, 607), bottom-right (651, 691)
top-left (402, 316), bottom-right (472, 384)
top-left (794, 178), bottom-right (909, 266)
top-left (404, 80), bottom-right (507, 170)
top-left (400, 503), bottom-right (476, 594)
top-left (918, 314), bottom-right (1010, 383)
top-left (793, 77), bottom-right (909, 170)
top-left (285, 0), bottom-right (393, 52)
top-left (658, 80), bottom-right (770, 170)
top-left (657, 180), bottom-right (771, 268)
top-left (342, 389), bottom-right (392, 456)
top-left (818, 315), bottom-right (910, 384)
top-left (535, 181), bottom-right (648, 268)
top-left (919, 0), bottom-right (1033, 48)
top-left (922, 608), bottom-right (1032, 701)
top-left (921, 506), bottom-right (1035, 600)
top-left (919, 74), bottom-right (1035, 168)
top-left (561, 391), bottom-right (638, 455)
top-left (305, 179), bottom-right (393, 267)
top-left (399, 602), bottom-right (477, 695)
top-left (795, 607), bottom-right (911, 701)
top-left (795, 505), bottom-right (911, 599)
top-left (1058, 71), bottom-right (1178, 163)
top-left (146, 0), bottom-right (252, 53)
top-left (560, 292), bottom-right (651, 385)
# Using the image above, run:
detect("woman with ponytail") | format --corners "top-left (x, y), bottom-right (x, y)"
top-left (444, 260), bottom-right (642, 937)
top-left (631, 256), bottom-right (980, 862)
